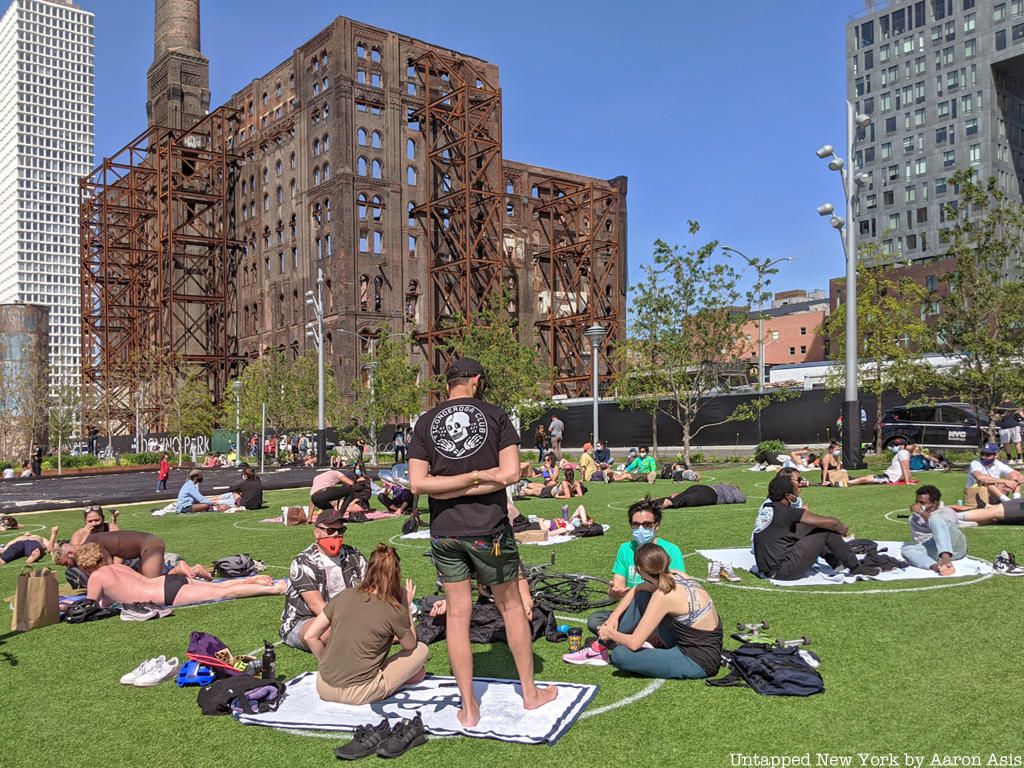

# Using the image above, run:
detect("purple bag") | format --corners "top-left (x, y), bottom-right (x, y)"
top-left (186, 631), bottom-right (241, 676)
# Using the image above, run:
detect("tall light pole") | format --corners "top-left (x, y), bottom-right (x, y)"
top-left (721, 246), bottom-right (793, 393)
top-left (816, 102), bottom-right (872, 469)
top-left (232, 380), bottom-right (243, 464)
top-left (305, 268), bottom-right (326, 466)
top-left (584, 323), bottom-right (607, 445)
top-left (363, 356), bottom-right (379, 465)
top-left (134, 389), bottom-right (144, 454)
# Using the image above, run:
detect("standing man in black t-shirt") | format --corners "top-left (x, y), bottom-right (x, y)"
top-left (409, 358), bottom-right (557, 727)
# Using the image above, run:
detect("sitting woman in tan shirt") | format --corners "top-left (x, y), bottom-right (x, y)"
top-left (305, 543), bottom-right (429, 706)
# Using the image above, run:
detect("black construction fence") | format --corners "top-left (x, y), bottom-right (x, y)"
top-left (522, 388), bottom-right (921, 452)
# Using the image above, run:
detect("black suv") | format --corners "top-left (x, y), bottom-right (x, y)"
top-left (874, 402), bottom-right (989, 449)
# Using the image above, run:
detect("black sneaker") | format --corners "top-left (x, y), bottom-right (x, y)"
top-left (376, 713), bottom-right (427, 758)
top-left (848, 564), bottom-right (881, 578)
top-left (335, 719), bottom-right (391, 760)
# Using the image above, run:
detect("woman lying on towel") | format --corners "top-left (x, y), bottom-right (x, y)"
top-left (594, 543), bottom-right (722, 680)
top-left (77, 543), bottom-right (284, 607)
top-left (305, 543), bottom-right (429, 706)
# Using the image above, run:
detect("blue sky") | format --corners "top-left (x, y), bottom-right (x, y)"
top-left (78, 0), bottom-right (866, 298)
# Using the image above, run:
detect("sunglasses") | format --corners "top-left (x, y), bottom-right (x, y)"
top-left (317, 526), bottom-right (345, 535)
top-left (629, 521), bottom-right (657, 530)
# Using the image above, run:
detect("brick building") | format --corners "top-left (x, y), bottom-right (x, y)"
top-left (738, 290), bottom-right (831, 383)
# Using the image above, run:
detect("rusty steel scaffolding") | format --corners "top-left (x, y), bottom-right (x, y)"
top-left (80, 106), bottom-right (241, 433)
top-left (410, 50), bottom-right (512, 381)
top-left (532, 177), bottom-right (622, 397)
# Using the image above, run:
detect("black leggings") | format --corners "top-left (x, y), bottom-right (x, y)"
top-left (310, 486), bottom-right (352, 511)
top-left (163, 573), bottom-right (189, 605)
top-left (770, 527), bottom-right (860, 580)
top-left (663, 485), bottom-right (719, 509)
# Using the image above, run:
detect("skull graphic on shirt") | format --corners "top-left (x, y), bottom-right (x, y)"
top-left (430, 404), bottom-right (488, 459)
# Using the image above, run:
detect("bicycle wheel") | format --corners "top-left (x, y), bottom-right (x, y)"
top-left (530, 573), bottom-right (615, 613)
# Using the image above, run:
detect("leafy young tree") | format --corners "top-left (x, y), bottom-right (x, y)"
top-left (228, 350), bottom-right (339, 436)
top-left (48, 384), bottom-right (80, 474)
top-left (9, 344), bottom-right (49, 461)
top-left (613, 222), bottom-right (762, 464)
top-left (166, 366), bottom-right (219, 462)
top-left (821, 259), bottom-right (933, 453)
top-left (346, 326), bottom-right (427, 449)
top-left (442, 294), bottom-right (552, 426)
top-left (929, 171), bottom-right (1024, 436)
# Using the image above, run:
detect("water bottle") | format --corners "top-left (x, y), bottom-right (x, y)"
top-left (561, 504), bottom-right (569, 521)
top-left (261, 640), bottom-right (276, 680)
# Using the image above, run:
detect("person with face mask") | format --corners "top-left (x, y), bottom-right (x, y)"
top-left (901, 485), bottom-right (967, 576)
top-left (965, 442), bottom-right (1023, 503)
top-left (848, 441), bottom-right (916, 486)
top-left (752, 474), bottom-right (879, 580)
top-left (175, 469), bottom-right (229, 513)
top-left (567, 498), bottom-right (686, 665)
top-left (819, 441), bottom-right (844, 486)
top-left (593, 543), bottom-right (722, 679)
top-left (280, 508), bottom-right (368, 652)
top-left (309, 465), bottom-right (364, 514)
top-left (611, 446), bottom-right (658, 483)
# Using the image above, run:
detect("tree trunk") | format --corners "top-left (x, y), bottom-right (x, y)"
top-left (651, 410), bottom-right (659, 459)
top-left (876, 395), bottom-right (884, 455)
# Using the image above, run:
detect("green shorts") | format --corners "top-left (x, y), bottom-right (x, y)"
top-left (430, 525), bottom-right (521, 586)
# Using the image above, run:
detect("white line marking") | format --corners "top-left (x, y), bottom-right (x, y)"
top-left (706, 571), bottom-right (993, 595)
top-left (0, 523), bottom-right (44, 537)
top-left (579, 678), bottom-right (665, 719)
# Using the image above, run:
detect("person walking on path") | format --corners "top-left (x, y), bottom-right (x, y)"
top-left (409, 358), bottom-right (557, 728)
top-left (157, 451), bottom-right (170, 492)
top-left (549, 415), bottom-right (565, 461)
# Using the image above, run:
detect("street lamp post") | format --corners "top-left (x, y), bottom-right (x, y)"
top-left (721, 247), bottom-right (793, 393)
top-left (232, 380), bottom-right (243, 464)
top-left (363, 357), bottom-right (379, 465)
top-left (816, 102), bottom-right (872, 470)
top-left (305, 268), bottom-right (327, 466)
top-left (583, 324), bottom-right (607, 445)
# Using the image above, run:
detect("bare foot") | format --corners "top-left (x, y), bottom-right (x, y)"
top-left (244, 575), bottom-right (274, 585)
top-left (456, 698), bottom-right (480, 729)
top-left (272, 580), bottom-right (287, 594)
top-left (523, 685), bottom-right (558, 711)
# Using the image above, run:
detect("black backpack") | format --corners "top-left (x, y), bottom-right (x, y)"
top-left (402, 511), bottom-right (422, 535)
top-left (212, 554), bottom-right (264, 578)
top-left (65, 566), bottom-right (90, 590)
top-left (570, 522), bottom-right (604, 538)
top-left (706, 643), bottom-right (824, 696)
top-left (197, 674), bottom-right (287, 716)
top-left (64, 599), bottom-right (119, 623)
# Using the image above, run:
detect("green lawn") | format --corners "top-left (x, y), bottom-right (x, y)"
top-left (2, 465), bottom-right (1021, 767)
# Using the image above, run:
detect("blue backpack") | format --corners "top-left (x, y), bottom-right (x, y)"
top-left (706, 643), bottom-right (824, 696)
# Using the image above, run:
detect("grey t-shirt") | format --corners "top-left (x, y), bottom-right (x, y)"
top-left (908, 506), bottom-right (957, 543)
top-left (549, 418), bottom-right (564, 439)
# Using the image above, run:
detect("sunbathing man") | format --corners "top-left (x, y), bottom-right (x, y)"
top-left (752, 474), bottom-right (879, 580)
top-left (0, 527), bottom-right (58, 566)
top-left (77, 544), bottom-right (284, 608)
top-left (53, 528), bottom-right (212, 580)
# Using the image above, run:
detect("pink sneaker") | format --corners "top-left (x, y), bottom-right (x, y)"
top-left (562, 641), bottom-right (610, 666)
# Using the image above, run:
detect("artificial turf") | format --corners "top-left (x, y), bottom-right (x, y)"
top-left (2, 464), bottom-right (1021, 767)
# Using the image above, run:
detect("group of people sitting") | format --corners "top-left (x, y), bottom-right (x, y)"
top-left (171, 467), bottom-right (264, 515)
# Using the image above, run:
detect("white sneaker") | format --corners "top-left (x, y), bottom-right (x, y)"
top-left (720, 563), bottom-right (741, 582)
top-left (706, 561), bottom-right (721, 583)
top-left (134, 656), bottom-right (180, 687)
top-left (121, 656), bottom-right (163, 685)
top-left (151, 508), bottom-right (169, 517)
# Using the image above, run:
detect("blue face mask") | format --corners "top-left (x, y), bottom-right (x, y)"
top-left (632, 527), bottom-right (655, 546)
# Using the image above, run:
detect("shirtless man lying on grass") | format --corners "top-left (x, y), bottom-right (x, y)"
top-left (77, 543), bottom-right (285, 608)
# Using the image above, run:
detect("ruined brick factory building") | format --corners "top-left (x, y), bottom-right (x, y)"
top-left (80, 0), bottom-right (627, 430)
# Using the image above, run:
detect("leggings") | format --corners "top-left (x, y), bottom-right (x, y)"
top-left (663, 485), bottom-right (719, 509)
top-left (769, 526), bottom-right (860, 580)
top-left (607, 591), bottom-right (709, 679)
top-left (311, 485), bottom-right (353, 511)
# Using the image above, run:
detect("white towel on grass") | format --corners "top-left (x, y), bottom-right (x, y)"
top-left (236, 672), bottom-right (597, 745)
top-left (697, 541), bottom-right (993, 586)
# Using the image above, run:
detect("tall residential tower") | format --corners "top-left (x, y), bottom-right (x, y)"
top-left (0, 0), bottom-right (94, 389)
top-left (847, 0), bottom-right (1024, 268)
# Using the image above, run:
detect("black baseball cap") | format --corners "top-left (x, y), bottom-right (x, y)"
top-left (446, 358), bottom-right (486, 382)
top-left (315, 508), bottom-right (347, 528)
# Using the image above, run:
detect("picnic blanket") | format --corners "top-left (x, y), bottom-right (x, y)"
top-left (400, 524), bottom-right (609, 545)
top-left (235, 672), bottom-right (597, 745)
top-left (57, 577), bottom-right (289, 612)
top-left (697, 541), bottom-right (993, 586)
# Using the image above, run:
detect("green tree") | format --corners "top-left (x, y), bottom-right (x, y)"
top-left (442, 294), bottom-right (552, 426)
top-left (48, 384), bottom-right (80, 474)
top-left (228, 350), bottom-right (339, 436)
top-left (346, 326), bottom-right (427, 460)
top-left (821, 259), bottom-right (933, 453)
top-left (9, 344), bottom-right (49, 461)
top-left (929, 171), bottom-right (1024, 436)
top-left (613, 222), bottom-right (767, 464)
top-left (166, 366), bottom-right (219, 462)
